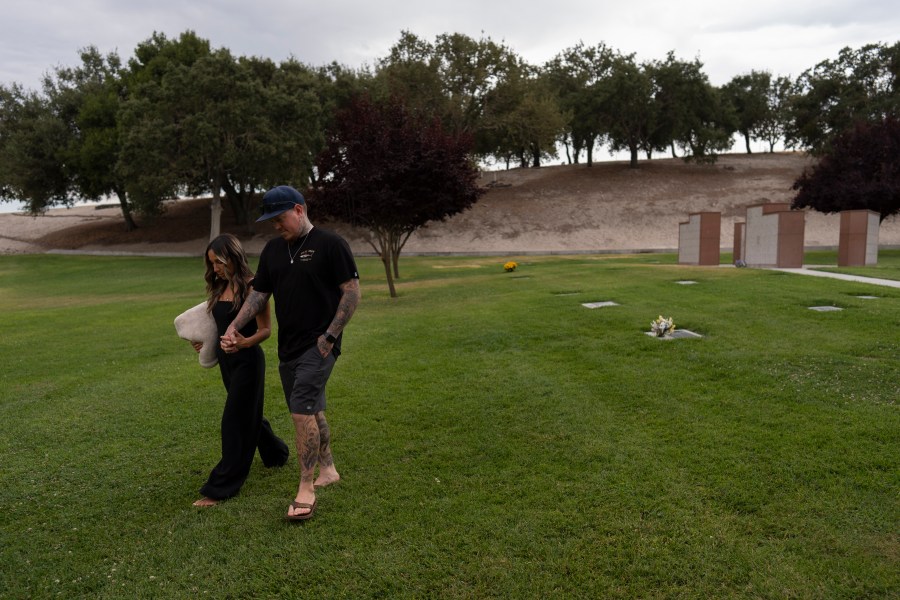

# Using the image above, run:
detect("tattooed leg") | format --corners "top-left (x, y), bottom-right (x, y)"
top-left (314, 412), bottom-right (340, 488)
top-left (288, 413), bottom-right (318, 517)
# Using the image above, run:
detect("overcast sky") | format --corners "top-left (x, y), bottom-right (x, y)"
top-left (2, 0), bottom-right (897, 92)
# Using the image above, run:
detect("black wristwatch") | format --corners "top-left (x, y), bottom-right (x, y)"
top-left (324, 332), bottom-right (337, 344)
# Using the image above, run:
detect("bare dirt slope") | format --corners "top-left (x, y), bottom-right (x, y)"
top-left (2, 152), bottom-right (899, 256)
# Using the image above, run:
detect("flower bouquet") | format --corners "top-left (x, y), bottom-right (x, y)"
top-left (650, 315), bottom-right (675, 337)
top-left (504, 261), bottom-right (518, 272)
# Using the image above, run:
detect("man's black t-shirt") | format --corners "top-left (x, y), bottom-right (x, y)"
top-left (252, 228), bottom-right (359, 362)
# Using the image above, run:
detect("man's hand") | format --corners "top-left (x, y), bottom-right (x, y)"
top-left (317, 334), bottom-right (334, 358)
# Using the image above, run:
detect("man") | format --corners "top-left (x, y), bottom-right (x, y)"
top-left (222, 185), bottom-right (360, 521)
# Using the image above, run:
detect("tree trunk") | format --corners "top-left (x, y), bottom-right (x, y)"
top-left (243, 194), bottom-right (254, 236)
top-left (390, 231), bottom-right (401, 280)
top-left (369, 231), bottom-right (397, 298)
top-left (222, 180), bottom-right (251, 227)
top-left (114, 188), bottom-right (138, 232)
top-left (744, 132), bottom-right (752, 154)
top-left (238, 182), bottom-right (255, 234)
top-left (209, 190), bottom-right (223, 242)
top-left (629, 145), bottom-right (639, 169)
top-left (381, 248), bottom-right (397, 298)
top-left (670, 142), bottom-right (678, 158)
top-left (586, 145), bottom-right (594, 167)
top-left (392, 230), bottom-right (414, 280)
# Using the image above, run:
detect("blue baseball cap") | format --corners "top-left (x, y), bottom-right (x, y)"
top-left (257, 186), bottom-right (305, 222)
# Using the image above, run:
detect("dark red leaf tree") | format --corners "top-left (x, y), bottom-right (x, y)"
top-left (311, 94), bottom-right (484, 297)
top-left (791, 117), bottom-right (900, 222)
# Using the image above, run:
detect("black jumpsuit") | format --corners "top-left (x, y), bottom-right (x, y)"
top-left (199, 301), bottom-right (289, 500)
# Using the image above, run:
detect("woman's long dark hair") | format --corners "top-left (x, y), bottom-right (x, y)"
top-left (204, 234), bottom-right (254, 313)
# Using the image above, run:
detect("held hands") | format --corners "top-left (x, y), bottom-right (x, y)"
top-left (220, 327), bottom-right (245, 354)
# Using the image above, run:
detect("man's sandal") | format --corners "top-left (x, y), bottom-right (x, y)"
top-left (285, 500), bottom-right (316, 521)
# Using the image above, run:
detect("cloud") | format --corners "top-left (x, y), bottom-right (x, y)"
top-left (1, 0), bottom-right (897, 90)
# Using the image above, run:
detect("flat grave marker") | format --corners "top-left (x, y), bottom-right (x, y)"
top-left (644, 329), bottom-right (703, 340)
top-left (582, 301), bottom-right (620, 309)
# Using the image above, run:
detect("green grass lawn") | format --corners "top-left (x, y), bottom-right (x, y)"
top-left (1, 252), bottom-right (897, 599)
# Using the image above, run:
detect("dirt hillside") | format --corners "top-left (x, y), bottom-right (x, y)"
top-left (3, 152), bottom-right (899, 256)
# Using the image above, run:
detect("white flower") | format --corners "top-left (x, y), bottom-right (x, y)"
top-left (650, 315), bottom-right (675, 337)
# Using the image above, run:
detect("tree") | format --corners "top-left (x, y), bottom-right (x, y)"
top-left (788, 42), bottom-right (900, 154)
top-left (481, 69), bottom-right (565, 168)
top-left (757, 75), bottom-right (793, 152)
top-left (117, 30), bottom-right (213, 220)
top-left (170, 53), bottom-right (323, 236)
top-left (375, 31), bottom-right (448, 117)
top-left (645, 52), bottom-right (699, 159)
top-left (642, 52), bottom-right (735, 163)
top-left (432, 32), bottom-right (524, 143)
top-left (313, 95), bottom-right (484, 297)
top-left (242, 57), bottom-right (325, 209)
top-left (119, 33), bottom-right (324, 239)
top-left (158, 48), bottom-right (262, 237)
top-left (309, 62), bottom-right (371, 185)
top-left (722, 70), bottom-right (771, 153)
top-left (0, 84), bottom-right (69, 213)
top-left (44, 47), bottom-right (138, 229)
top-left (376, 31), bottom-right (528, 160)
top-left (543, 42), bottom-right (616, 165)
top-left (681, 83), bottom-right (737, 163)
top-left (602, 54), bottom-right (655, 168)
top-left (791, 117), bottom-right (900, 222)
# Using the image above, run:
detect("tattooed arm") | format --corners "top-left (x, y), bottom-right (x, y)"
top-left (331, 278), bottom-right (361, 334)
top-left (317, 278), bottom-right (361, 356)
top-left (222, 289), bottom-right (271, 351)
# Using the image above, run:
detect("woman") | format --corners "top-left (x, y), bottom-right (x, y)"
top-left (191, 234), bottom-right (289, 507)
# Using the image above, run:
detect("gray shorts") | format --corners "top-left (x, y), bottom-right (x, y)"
top-left (278, 345), bottom-right (337, 415)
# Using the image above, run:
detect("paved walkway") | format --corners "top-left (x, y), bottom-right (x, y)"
top-left (769, 267), bottom-right (900, 289)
